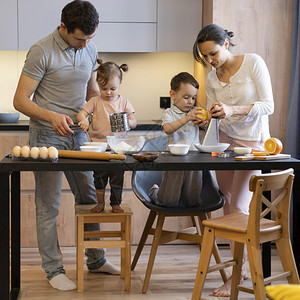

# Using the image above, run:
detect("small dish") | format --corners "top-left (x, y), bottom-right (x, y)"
top-left (234, 147), bottom-right (251, 155)
top-left (132, 152), bottom-right (159, 162)
top-left (168, 144), bottom-right (190, 156)
top-left (80, 145), bottom-right (106, 153)
top-left (83, 142), bottom-right (107, 151)
top-left (195, 143), bottom-right (230, 153)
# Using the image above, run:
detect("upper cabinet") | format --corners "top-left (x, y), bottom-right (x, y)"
top-left (92, 0), bottom-right (157, 52)
top-left (157, 0), bottom-right (202, 52)
top-left (0, 0), bottom-right (18, 50)
top-left (6, 0), bottom-right (202, 52)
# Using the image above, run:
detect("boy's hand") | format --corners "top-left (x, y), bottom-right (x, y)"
top-left (78, 118), bottom-right (89, 133)
top-left (186, 107), bottom-right (202, 122)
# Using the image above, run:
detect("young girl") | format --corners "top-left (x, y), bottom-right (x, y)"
top-left (77, 59), bottom-right (137, 213)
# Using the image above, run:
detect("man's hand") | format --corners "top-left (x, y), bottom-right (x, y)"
top-left (51, 113), bottom-right (75, 136)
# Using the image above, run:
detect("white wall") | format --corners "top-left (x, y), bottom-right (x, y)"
top-left (0, 51), bottom-right (194, 121)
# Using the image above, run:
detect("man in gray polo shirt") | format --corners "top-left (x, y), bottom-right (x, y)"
top-left (13, 0), bottom-right (120, 291)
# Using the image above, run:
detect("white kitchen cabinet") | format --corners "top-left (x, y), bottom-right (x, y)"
top-left (0, 0), bottom-right (18, 50)
top-left (157, 0), bottom-right (202, 52)
top-left (18, 0), bottom-right (156, 52)
top-left (18, 0), bottom-right (70, 51)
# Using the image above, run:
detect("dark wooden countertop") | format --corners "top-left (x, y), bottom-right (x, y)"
top-left (0, 120), bottom-right (162, 132)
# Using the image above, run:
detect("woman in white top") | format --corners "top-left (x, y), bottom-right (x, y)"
top-left (193, 24), bottom-right (274, 297)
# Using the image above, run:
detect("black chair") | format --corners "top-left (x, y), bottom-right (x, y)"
top-left (131, 136), bottom-right (227, 293)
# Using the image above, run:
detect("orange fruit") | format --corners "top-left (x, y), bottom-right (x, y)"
top-left (197, 108), bottom-right (208, 121)
top-left (264, 138), bottom-right (283, 155)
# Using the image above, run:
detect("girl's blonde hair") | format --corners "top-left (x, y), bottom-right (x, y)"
top-left (95, 59), bottom-right (128, 87)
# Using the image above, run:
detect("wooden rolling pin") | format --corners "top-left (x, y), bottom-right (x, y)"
top-left (58, 150), bottom-right (126, 160)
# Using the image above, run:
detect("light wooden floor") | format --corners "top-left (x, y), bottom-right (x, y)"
top-left (19, 244), bottom-right (287, 300)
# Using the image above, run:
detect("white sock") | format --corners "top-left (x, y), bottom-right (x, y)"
top-left (48, 274), bottom-right (77, 291)
top-left (89, 261), bottom-right (121, 275)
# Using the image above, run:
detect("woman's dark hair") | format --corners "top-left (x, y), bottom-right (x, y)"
top-left (193, 24), bottom-right (235, 67)
top-left (170, 72), bottom-right (199, 92)
top-left (61, 0), bottom-right (99, 35)
top-left (95, 59), bottom-right (128, 87)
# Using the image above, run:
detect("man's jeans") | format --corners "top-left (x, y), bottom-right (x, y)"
top-left (30, 127), bottom-right (106, 280)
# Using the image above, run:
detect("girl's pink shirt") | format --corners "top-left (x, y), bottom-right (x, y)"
top-left (82, 95), bottom-right (135, 142)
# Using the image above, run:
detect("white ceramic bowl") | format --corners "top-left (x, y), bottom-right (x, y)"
top-left (0, 112), bottom-right (20, 123)
top-left (80, 145), bottom-right (106, 153)
top-left (83, 142), bottom-right (107, 152)
top-left (194, 143), bottom-right (230, 153)
top-left (107, 135), bottom-right (146, 155)
top-left (233, 147), bottom-right (251, 155)
top-left (168, 144), bottom-right (190, 156)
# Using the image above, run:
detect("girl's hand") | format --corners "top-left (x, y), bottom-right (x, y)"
top-left (78, 119), bottom-right (89, 133)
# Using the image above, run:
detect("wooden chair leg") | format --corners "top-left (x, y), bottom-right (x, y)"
top-left (124, 215), bottom-right (131, 291)
top-left (131, 210), bottom-right (157, 271)
top-left (199, 214), bottom-right (227, 283)
top-left (230, 242), bottom-right (244, 300)
top-left (76, 215), bottom-right (84, 292)
top-left (121, 219), bottom-right (125, 279)
top-left (191, 226), bottom-right (215, 300)
top-left (142, 213), bottom-right (165, 293)
top-left (276, 238), bottom-right (300, 284)
top-left (247, 243), bottom-right (266, 300)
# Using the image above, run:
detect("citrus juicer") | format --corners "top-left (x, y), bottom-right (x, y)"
top-left (202, 117), bottom-right (219, 146)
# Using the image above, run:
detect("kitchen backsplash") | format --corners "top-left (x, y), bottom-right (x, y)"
top-left (0, 51), bottom-right (194, 121)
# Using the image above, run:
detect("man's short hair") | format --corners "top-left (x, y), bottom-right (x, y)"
top-left (61, 0), bottom-right (99, 35)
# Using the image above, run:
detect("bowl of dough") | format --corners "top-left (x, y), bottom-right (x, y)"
top-left (107, 135), bottom-right (146, 155)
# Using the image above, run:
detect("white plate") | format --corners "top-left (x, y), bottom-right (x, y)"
top-left (194, 143), bottom-right (230, 153)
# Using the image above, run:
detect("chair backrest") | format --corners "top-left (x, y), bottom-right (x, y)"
top-left (247, 168), bottom-right (294, 237)
top-left (132, 169), bottom-right (225, 214)
top-left (142, 135), bottom-right (167, 151)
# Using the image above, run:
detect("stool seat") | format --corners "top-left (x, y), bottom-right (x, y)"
top-left (75, 203), bottom-right (132, 292)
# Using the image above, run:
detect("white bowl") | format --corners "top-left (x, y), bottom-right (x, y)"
top-left (83, 142), bottom-right (107, 151)
top-left (168, 144), bottom-right (190, 156)
top-left (194, 143), bottom-right (230, 153)
top-left (234, 147), bottom-right (251, 155)
top-left (0, 112), bottom-right (20, 123)
top-left (80, 145), bottom-right (106, 153)
top-left (107, 135), bottom-right (146, 155)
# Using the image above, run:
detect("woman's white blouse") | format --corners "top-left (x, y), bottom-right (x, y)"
top-left (206, 53), bottom-right (274, 141)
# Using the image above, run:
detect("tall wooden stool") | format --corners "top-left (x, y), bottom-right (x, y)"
top-left (75, 203), bottom-right (133, 292)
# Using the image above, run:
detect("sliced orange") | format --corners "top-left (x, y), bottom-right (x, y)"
top-left (264, 138), bottom-right (283, 155)
top-left (197, 108), bottom-right (208, 121)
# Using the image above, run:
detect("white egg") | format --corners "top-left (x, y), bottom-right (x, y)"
top-left (20, 145), bottom-right (30, 158)
top-left (30, 147), bottom-right (40, 159)
top-left (48, 146), bottom-right (58, 160)
top-left (39, 147), bottom-right (49, 159)
top-left (12, 145), bottom-right (21, 157)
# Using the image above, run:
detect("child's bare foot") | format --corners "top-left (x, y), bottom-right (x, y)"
top-left (212, 268), bottom-right (248, 297)
top-left (91, 203), bottom-right (105, 213)
top-left (112, 204), bottom-right (124, 213)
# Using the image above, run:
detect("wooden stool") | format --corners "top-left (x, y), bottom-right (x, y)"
top-left (75, 203), bottom-right (133, 292)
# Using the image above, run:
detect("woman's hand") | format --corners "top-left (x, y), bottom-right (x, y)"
top-left (209, 102), bottom-right (233, 119)
top-left (209, 101), bottom-right (253, 119)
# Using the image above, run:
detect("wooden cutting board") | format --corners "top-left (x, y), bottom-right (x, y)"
top-left (58, 150), bottom-right (126, 160)
top-left (235, 153), bottom-right (291, 161)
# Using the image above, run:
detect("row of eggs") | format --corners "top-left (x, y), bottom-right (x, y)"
top-left (12, 145), bottom-right (58, 160)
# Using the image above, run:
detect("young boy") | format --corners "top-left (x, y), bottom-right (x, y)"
top-left (149, 72), bottom-right (206, 207)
